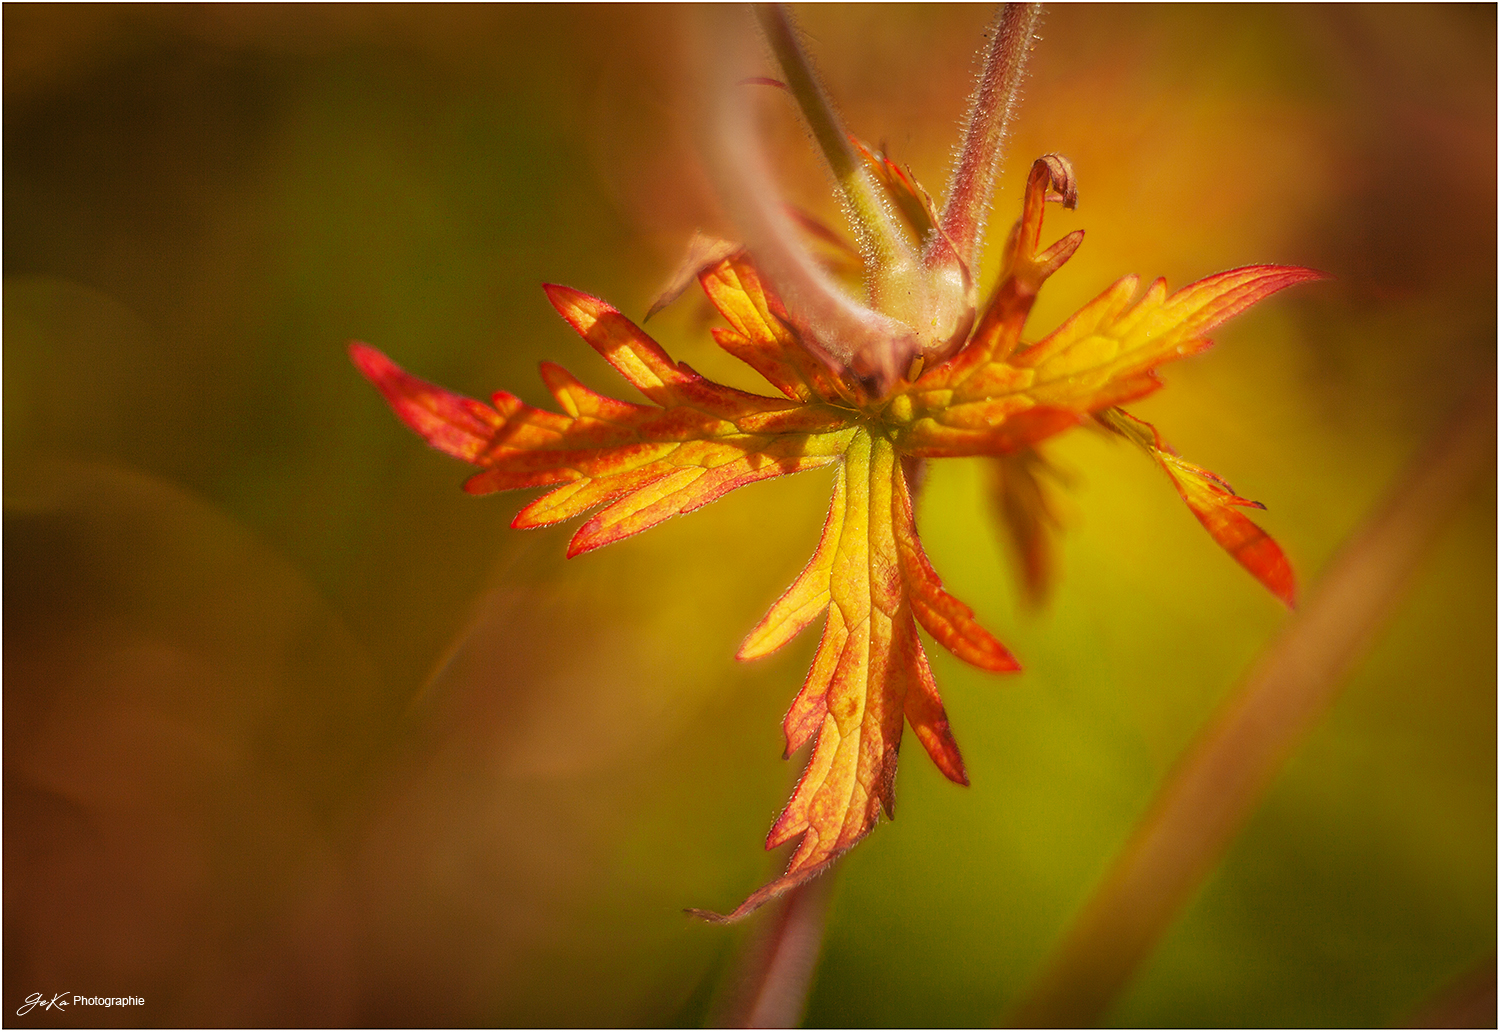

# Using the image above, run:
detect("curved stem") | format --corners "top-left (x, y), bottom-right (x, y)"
top-left (1004, 383), bottom-right (1496, 1027)
top-left (697, 5), bottom-right (921, 392)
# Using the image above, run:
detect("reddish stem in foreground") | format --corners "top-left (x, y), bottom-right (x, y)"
top-left (1005, 383), bottom-right (1496, 1028)
top-left (711, 875), bottom-right (836, 1028)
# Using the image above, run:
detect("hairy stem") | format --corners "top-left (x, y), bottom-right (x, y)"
top-left (1004, 384), bottom-right (1496, 1027)
top-left (933, 3), bottom-right (1043, 272)
top-left (754, 3), bottom-right (917, 284)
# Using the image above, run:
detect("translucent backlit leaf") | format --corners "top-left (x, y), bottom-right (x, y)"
top-left (355, 146), bottom-right (1319, 924)
top-left (1096, 407), bottom-right (1296, 606)
top-left (693, 432), bottom-right (1008, 923)
top-left (352, 288), bottom-right (854, 558)
top-left (986, 446), bottom-right (1068, 610)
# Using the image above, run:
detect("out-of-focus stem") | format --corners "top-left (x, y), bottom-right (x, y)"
top-left (1004, 383), bottom-right (1496, 1028)
top-left (754, 4), bottom-right (917, 286)
top-left (711, 874), bottom-right (836, 1028)
top-left (1402, 955), bottom-right (1498, 1028)
top-left (933, 3), bottom-right (1043, 272)
top-left (698, 5), bottom-right (921, 392)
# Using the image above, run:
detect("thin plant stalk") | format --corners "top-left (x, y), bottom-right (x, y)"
top-left (933, 3), bottom-right (1043, 272)
top-left (1004, 384), bottom-right (1496, 1028)
top-left (922, 2), bottom-right (1043, 366)
top-left (697, 5), bottom-right (920, 389)
top-left (753, 3), bottom-right (915, 280)
top-left (711, 875), bottom-right (836, 1028)
top-left (703, 3), bottom-right (1045, 391)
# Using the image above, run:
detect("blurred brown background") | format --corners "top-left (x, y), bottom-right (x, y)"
top-left (5, 4), bottom-right (1494, 1026)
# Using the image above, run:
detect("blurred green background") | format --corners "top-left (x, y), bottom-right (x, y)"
top-left (5, 4), bottom-right (1493, 1027)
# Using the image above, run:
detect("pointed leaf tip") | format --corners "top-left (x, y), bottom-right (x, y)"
top-left (350, 342), bottom-right (502, 463)
top-left (683, 907), bottom-right (734, 925)
top-left (1098, 408), bottom-right (1298, 607)
top-left (358, 283), bottom-right (853, 558)
top-left (541, 281), bottom-right (579, 306)
top-left (645, 233), bottom-right (741, 322)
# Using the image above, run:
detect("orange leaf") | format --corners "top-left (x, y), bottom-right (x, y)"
top-left (351, 290), bottom-right (854, 556)
top-left (349, 344), bottom-right (504, 463)
top-left (964, 154), bottom-right (1083, 366)
top-left (1015, 265), bottom-right (1326, 404)
top-left (892, 456), bottom-right (1020, 672)
top-left (1096, 407), bottom-right (1296, 606)
top-left (698, 254), bottom-right (860, 406)
top-left (357, 144), bottom-right (1321, 927)
top-left (738, 469), bottom-right (846, 661)
top-left (985, 447), bottom-right (1068, 610)
top-left (892, 264), bottom-right (1322, 461)
top-left (696, 432), bottom-right (1013, 923)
